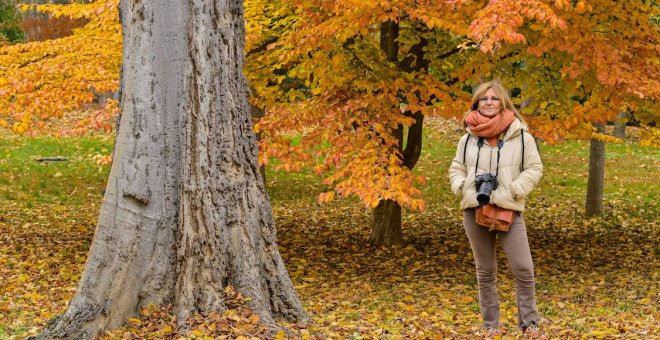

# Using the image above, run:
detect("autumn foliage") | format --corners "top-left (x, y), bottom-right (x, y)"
top-left (245, 0), bottom-right (659, 210)
top-left (20, 14), bottom-right (89, 42)
top-left (0, 0), bottom-right (657, 211)
top-left (0, 0), bottom-right (120, 135)
top-left (0, 0), bottom-right (22, 43)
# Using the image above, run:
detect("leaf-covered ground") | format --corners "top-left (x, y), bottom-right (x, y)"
top-left (0, 120), bottom-right (658, 339)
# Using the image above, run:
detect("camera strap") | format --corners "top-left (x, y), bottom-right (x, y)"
top-left (475, 134), bottom-right (504, 176)
top-left (468, 130), bottom-right (527, 172)
top-left (520, 128), bottom-right (525, 172)
top-left (463, 134), bottom-right (470, 164)
top-left (475, 137), bottom-right (483, 173)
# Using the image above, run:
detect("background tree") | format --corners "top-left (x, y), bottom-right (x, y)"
top-left (35, 0), bottom-right (307, 338)
top-left (20, 0), bottom-right (90, 43)
top-left (0, 0), bottom-right (23, 43)
top-left (245, 0), bottom-right (659, 241)
top-left (516, 1), bottom-right (660, 216)
top-left (586, 122), bottom-right (605, 216)
top-left (0, 0), bottom-right (120, 135)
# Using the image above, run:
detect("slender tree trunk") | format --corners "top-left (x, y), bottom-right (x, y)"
top-left (369, 111), bottom-right (425, 247)
top-left (35, 1), bottom-right (307, 338)
top-left (402, 111), bottom-right (425, 169)
top-left (613, 111), bottom-right (627, 139)
top-left (379, 20), bottom-right (399, 63)
top-left (369, 20), bottom-right (403, 246)
top-left (370, 199), bottom-right (403, 246)
top-left (586, 122), bottom-right (606, 216)
top-left (369, 21), bottom-right (427, 246)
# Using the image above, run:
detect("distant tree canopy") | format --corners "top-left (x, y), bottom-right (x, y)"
top-left (0, 0), bottom-right (119, 134)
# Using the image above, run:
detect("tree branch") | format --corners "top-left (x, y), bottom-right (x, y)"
top-left (246, 36), bottom-right (278, 56)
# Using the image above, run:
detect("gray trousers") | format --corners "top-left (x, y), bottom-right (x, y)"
top-left (463, 208), bottom-right (540, 329)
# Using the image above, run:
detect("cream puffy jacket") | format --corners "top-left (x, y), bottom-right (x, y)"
top-left (448, 118), bottom-right (543, 212)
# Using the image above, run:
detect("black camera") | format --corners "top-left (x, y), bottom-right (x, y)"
top-left (475, 173), bottom-right (498, 206)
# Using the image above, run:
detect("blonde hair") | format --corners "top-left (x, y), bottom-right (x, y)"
top-left (462, 80), bottom-right (526, 128)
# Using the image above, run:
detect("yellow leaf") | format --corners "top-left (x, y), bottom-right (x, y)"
top-left (127, 317), bottom-right (142, 325)
top-left (460, 296), bottom-right (474, 303)
top-left (191, 330), bottom-right (205, 337)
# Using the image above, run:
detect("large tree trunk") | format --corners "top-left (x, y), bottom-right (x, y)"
top-left (586, 122), bottom-right (606, 216)
top-left (36, 1), bottom-right (307, 338)
top-left (176, 0), bottom-right (305, 323)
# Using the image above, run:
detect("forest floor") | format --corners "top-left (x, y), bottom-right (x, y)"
top-left (0, 118), bottom-right (657, 339)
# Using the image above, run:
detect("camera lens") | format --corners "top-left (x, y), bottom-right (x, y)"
top-left (475, 173), bottom-right (497, 206)
top-left (477, 183), bottom-right (492, 205)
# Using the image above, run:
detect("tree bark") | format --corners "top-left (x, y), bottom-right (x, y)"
top-left (613, 111), bottom-right (627, 139)
top-left (369, 21), bottom-right (403, 246)
top-left (250, 101), bottom-right (267, 186)
top-left (176, 0), bottom-right (305, 323)
top-left (35, 1), bottom-right (307, 338)
top-left (586, 122), bottom-right (606, 217)
top-left (402, 111), bottom-right (424, 170)
top-left (370, 199), bottom-right (403, 246)
top-left (379, 20), bottom-right (399, 63)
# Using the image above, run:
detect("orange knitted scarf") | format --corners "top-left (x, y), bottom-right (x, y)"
top-left (465, 109), bottom-right (516, 140)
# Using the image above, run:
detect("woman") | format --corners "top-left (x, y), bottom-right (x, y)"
top-left (448, 81), bottom-right (545, 338)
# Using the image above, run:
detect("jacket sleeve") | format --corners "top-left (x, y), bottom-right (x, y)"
top-left (509, 133), bottom-right (543, 200)
top-left (448, 134), bottom-right (469, 197)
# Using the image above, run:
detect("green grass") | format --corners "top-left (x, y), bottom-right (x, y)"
top-left (0, 135), bottom-right (113, 207)
top-left (3, 128), bottom-right (654, 225)
top-left (0, 130), bottom-right (657, 245)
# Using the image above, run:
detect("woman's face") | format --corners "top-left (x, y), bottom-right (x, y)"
top-left (477, 88), bottom-right (502, 117)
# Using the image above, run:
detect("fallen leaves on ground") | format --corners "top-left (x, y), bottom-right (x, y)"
top-left (104, 287), bottom-right (269, 339)
top-left (1, 196), bottom-right (655, 338)
top-left (0, 120), bottom-right (657, 338)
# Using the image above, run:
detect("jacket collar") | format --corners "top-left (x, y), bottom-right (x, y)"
top-left (502, 118), bottom-right (527, 142)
